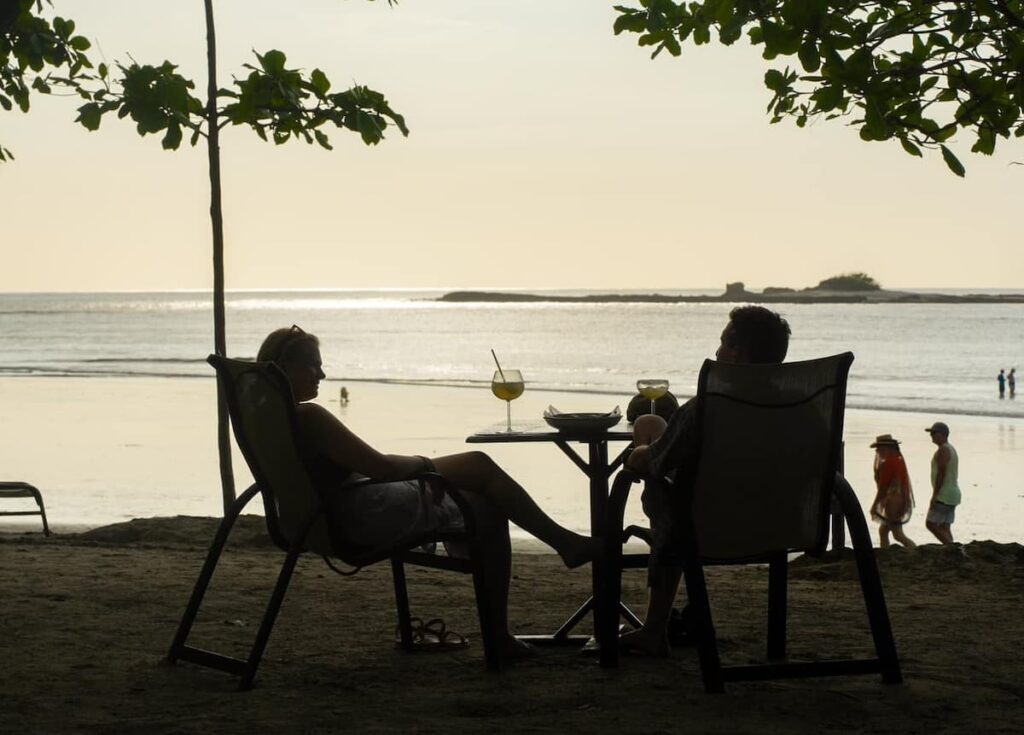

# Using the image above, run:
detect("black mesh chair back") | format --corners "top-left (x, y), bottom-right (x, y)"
top-left (209, 355), bottom-right (334, 556)
top-left (690, 353), bottom-right (851, 561)
top-left (598, 351), bottom-right (901, 691)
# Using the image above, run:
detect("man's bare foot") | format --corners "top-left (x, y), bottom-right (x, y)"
top-left (619, 627), bottom-right (670, 658)
top-left (560, 535), bottom-right (600, 569)
top-left (503, 636), bottom-right (538, 660)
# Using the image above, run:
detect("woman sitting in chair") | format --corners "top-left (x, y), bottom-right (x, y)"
top-left (258, 326), bottom-right (593, 657)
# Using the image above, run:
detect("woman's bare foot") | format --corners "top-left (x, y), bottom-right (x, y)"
top-left (619, 626), bottom-right (670, 657)
top-left (559, 534), bottom-right (600, 569)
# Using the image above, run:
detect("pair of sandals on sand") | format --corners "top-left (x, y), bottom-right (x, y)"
top-left (395, 617), bottom-right (470, 652)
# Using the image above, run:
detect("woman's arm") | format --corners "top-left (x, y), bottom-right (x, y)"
top-left (295, 403), bottom-right (428, 481)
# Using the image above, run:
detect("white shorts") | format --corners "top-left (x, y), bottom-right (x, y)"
top-left (331, 475), bottom-right (464, 552)
top-left (926, 500), bottom-right (956, 526)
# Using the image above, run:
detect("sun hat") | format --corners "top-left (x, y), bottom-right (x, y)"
top-left (925, 421), bottom-right (950, 435)
top-left (869, 433), bottom-right (901, 448)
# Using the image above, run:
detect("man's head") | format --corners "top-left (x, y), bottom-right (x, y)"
top-left (925, 421), bottom-right (950, 445)
top-left (716, 306), bottom-right (791, 364)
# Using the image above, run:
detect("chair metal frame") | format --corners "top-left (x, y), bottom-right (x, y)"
top-left (597, 353), bottom-right (902, 691)
top-left (166, 356), bottom-right (501, 689)
top-left (0, 481), bottom-right (51, 535)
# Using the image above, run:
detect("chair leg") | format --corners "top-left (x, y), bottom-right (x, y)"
top-left (470, 564), bottom-right (502, 672)
top-left (167, 484), bottom-right (261, 665)
top-left (682, 553), bottom-right (724, 693)
top-left (29, 486), bottom-right (51, 536)
top-left (240, 545), bottom-right (302, 689)
top-left (767, 552), bottom-right (787, 660)
top-left (834, 475), bottom-right (903, 685)
top-left (391, 558), bottom-right (415, 652)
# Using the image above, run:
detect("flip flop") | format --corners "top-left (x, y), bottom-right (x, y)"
top-left (419, 618), bottom-right (470, 651)
top-left (394, 616), bottom-right (425, 647)
top-left (395, 617), bottom-right (470, 652)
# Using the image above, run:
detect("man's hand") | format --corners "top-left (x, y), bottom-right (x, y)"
top-left (627, 444), bottom-right (652, 474)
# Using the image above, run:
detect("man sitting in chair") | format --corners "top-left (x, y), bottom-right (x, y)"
top-left (622, 305), bottom-right (792, 656)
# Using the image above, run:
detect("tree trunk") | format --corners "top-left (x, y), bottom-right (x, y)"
top-left (205, 0), bottom-right (235, 513)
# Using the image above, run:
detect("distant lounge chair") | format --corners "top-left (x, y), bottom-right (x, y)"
top-left (167, 356), bottom-right (501, 689)
top-left (0, 481), bottom-right (51, 536)
top-left (596, 353), bottom-right (902, 691)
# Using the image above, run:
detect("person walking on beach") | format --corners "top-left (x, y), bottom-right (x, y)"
top-left (620, 305), bottom-right (792, 656)
top-left (869, 434), bottom-right (916, 549)
top-left (998, 369), bottom-right (1006, 398)
top-left (924, 421), bottom-right (961, 545)
top-left (1009, 368), bottom-right (1016, 399)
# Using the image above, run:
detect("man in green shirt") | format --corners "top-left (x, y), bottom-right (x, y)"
top-left (924, 421), bottom-right (961, 545)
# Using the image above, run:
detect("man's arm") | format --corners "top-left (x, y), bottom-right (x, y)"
top-left (932, 446), bottom-right (949, 500)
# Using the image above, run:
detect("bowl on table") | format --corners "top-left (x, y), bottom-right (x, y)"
top-left (542, 406), bottom-right (622, 433)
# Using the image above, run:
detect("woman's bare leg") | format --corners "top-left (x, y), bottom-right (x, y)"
top-left (447, 472), bottom-right (549, 658)
top-left (432, 451), bottom-right (592, 568)
top-left (892, 525), bottom-right (917, 548)
top-left (879, 524), bottom-right (891, 549)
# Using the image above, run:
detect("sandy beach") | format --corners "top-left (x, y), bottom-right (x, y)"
top-left (2, 376), bottom-right (1023, 732)
top-left (1, 519), bottom-right (1022, 733)
top-left (1, 376), bottom-right (1021, 544)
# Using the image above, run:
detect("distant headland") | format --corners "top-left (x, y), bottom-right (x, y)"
top-left (437, 273), bottom-right (1024, 304)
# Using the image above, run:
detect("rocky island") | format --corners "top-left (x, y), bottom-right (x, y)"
top-left (438, 273), bottom-right (1024, 304)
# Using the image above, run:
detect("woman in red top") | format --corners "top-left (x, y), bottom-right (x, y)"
top-left (869, 434), bottom-right (917, 549)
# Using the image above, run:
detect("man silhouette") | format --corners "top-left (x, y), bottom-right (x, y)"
top-left (622, 305), bottom-right (791, 656)
top-left (924, 421), bottom-right (961, 545)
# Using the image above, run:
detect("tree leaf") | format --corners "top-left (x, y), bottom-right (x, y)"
top-left (764, 68), bottom-right (787, 93)
top-left (162, 122), bottom-right (183, 150)
top-left (899, 138), bottom-right (922, 157)
top-left (971, 126), bottom-right (995, 155)
top-left (940, 145), bottom-right (965, 177)
top-left (798, 40), bottom-right (820, 73)
top-left (310, 69), bottom-right (330, 96)
top-left (259, 49), bottom-right (287, 75)
top-left (76, 102), bottom-right (102, 131)
top-left (313, 129), bottom-right (332, 150)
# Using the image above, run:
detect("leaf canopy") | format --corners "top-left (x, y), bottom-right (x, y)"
top-left (3, 1), bottom-right (408, 160)
top-left (614, 0), bottom-right (1024, 175)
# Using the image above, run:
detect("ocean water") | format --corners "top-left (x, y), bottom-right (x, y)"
top-left (1, 289), bottom-right (1023, 419)
top-left (1, 290), bottom-right (1022, 541)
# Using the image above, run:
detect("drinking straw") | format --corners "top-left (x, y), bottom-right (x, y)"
top-left (490, 349), bottom-right (507, 382)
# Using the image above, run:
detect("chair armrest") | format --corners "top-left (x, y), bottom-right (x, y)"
top-left (607, 469), bottom-right (643, 547)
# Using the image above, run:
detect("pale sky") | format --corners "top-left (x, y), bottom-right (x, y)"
top-left (2, 0), bottom-right (1021, 292)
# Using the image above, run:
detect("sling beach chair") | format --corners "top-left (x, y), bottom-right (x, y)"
top-left (596, 353), bottom-right (902, 692)
top-left (167, 356), bottom-right (501, 689)
top-left (0, 481), bottom-right (50, 535)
